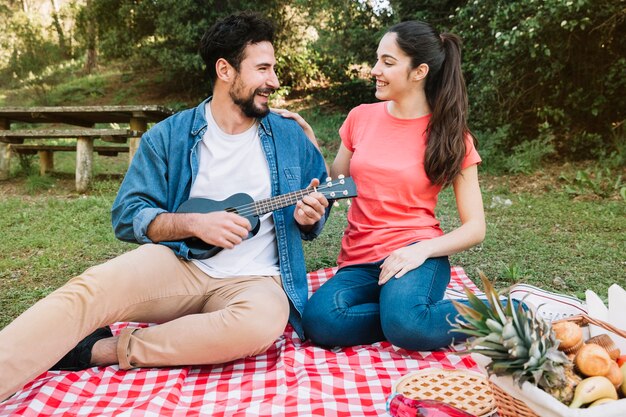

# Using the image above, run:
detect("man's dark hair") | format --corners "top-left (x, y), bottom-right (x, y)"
top-left (199, 11), bottom-right (275, 87)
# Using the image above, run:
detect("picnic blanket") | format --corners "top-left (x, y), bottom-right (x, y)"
top-left (0, 267), bottom-right (482, 417)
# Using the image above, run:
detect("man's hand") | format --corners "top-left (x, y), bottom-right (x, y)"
top-left (294, 178), bottom-right (329, 227)
top-left (147, 210), bottom-right (252, 249)
top-left (195, 211), bottom-right (252, 249)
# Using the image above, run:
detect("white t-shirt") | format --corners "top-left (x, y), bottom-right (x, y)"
top-left (190, 102), bottom-right (280, 278)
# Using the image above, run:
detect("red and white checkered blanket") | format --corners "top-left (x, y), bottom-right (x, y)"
top-left (0, 267), bottom-right (482, 417)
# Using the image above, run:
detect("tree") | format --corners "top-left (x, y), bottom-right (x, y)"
top-left (453, 0), bottom-right (625, 159)
top-left (49, 0), bottom-right (70, 58)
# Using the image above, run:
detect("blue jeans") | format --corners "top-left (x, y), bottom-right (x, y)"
top-left (302, 256), bottom-right (468, 351)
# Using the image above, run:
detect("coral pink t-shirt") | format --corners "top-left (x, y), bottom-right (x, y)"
top-left (337, 102), bottom-right (481, 267)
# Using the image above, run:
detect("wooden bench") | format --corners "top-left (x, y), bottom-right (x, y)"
top-left (0, 105), bottom-right (175, 190)
top-left (1, 128), bottom-right (141, 191)
top-left (0, 128), bottom-right (141, 144)
top-left (11, 144), bottom-right (129, 156)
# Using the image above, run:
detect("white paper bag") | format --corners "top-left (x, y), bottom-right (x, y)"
top-left (608, 284), bottom-right (626, 353)
top-left (586, 285), bottom-right (626, 353)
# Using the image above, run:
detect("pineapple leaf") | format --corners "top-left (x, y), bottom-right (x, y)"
top-left (452, 271), bottom-right (574, 400)
top-left (475, 340), bottom-right (509, 351)
top-left (478, 271), bottom-right (508, 324)
top-left (451, 300), bottom-right (485, 322)
top-left (510, 299), bottom-right (533, 346)
top-left (463, 288), bottom-right (493, 318)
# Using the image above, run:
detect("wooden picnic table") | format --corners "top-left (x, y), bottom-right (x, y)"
top-left (0, 105), bottom-right (175, 192)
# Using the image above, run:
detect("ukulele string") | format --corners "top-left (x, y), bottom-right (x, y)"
top-left (233, 184), bottom-right (329, 217)
top-left (228, 183), bottom-right (340, 217)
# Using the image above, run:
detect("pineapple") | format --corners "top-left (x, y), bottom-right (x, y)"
top-left (451, 272), bottom-right (581, 405)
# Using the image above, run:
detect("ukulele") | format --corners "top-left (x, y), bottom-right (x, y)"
top-left (176, 175), bottom-right (357, 259)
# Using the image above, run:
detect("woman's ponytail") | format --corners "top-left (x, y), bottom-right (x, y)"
top-left (388, 22), bottom-right (473, 187)
top-left (424, 32), bottom-right (472, 187)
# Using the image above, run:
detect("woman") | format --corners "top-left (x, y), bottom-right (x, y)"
top-left (279, 21), bottom-right (484, 351)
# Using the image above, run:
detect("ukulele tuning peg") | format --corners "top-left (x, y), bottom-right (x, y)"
top-left (333, 201), bottom-right (340, 207)
top-left (338, 174), bottom-right (345, 179)
top-left (325, 176), bottom-right (332, 182)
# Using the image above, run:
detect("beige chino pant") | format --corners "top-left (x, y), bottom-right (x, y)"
top-left (0, 244), bottom-right (289, 401)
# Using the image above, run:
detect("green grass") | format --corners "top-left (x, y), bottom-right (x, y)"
top-left (1, 63), bottom-right (150, 107)
top-left (2, 171), bottom-right (623, 329)
top-left (303, 182), bottom-right (626, 299)
top-left (298, 107), bottom-right (347, 160)
top-left (443, 188), bottom-right (625, 300)
top-left (1, 107), bottom-right (625, 329)
top-left (9, 140), bottom-right (132, 181)
top-left (0, 192), bottom-right (133, 326)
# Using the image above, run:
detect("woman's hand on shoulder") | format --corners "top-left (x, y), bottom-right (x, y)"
top-left (272, 108), bottom-right (320, 150)
top-left (378, 243), bottom-right (430, 285)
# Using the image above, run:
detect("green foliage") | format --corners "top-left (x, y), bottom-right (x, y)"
top-left (2, 0), bottom-right (625, 166)
top-left (309, 0), bottom-right (391, 109)
top-left (0, 12), bottom-right (67, 85)
top-left (0, 193), bottom-right (132, 328)
top-left (16, 154), bottom-right (35, 176)
top-left (505, 135), bottom-right (555, 175)
top-left (389, 0), bottom-right (465, 27)
top-left (474, 125), bottom-right (512, 174)
top-left (500, 262), bottom-right (523, 281)
top-left (25, 174), bottom-right (56, 194)
top-left (318, 78), bottom-right (378, 112)
top-left (76, 0), bottom-right (157, 61)
top-left (476, 125), bottom-right (556, 175)
top-left (270, 4), bottom-right (322, 89)
top-left (560, 167), bottom-right (626, 200)
top-left (447, 186), bottom-right (625, 296)
top-left (452, 0), bottom-right (625, 160)
top-left (38, 74), bottom-right (107, 106)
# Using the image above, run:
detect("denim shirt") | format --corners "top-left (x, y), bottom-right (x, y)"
top-left (111, 97), bottom-right (329, 338)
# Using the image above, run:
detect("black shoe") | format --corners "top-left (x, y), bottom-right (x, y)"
top-left (51, 326), bottom-right (113, 371)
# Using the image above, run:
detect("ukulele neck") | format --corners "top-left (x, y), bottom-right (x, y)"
top-left (252, 187), bottom-right (317, 216)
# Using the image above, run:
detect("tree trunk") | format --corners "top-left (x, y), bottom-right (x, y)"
top-left (83, 0), bottom-right (97, 74)
top-left (84, 47), bottom-right (97, 73)
top-left (50, 0), bottom-right (69, 58)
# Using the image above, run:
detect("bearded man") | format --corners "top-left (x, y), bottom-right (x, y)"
top-left (0, 11), bottom-right (329, 401)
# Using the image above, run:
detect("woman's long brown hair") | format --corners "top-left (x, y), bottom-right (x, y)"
top-left (388, 21), bottom-right (474, 187)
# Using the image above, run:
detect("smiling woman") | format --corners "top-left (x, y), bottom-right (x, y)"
top-left (278, 20), bottom-right (490, 353)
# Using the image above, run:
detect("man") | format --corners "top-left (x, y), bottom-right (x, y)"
top-left (0, 11), bottom-right (329, 401)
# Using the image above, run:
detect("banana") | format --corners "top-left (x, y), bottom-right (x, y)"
top-left (588, 397), bottom-right (616, 407)
top-left (569, 376), bottom-right (618, 408)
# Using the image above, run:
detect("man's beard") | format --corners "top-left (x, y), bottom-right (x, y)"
top-left (230, 81), bottom-right (275, 118)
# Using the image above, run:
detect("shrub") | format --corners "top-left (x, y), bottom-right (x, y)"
top-left (318, 78), bottom-right (377, 112)
top-left (505, 134), bottom-right (556, 175)
top-left (561, 167), bottom-right (626, 200)
top-left (452, 0), bottom-right (625, 160)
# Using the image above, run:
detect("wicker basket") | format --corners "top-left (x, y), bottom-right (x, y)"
top-left (393, 368), bottom-right (498, 416)
top-left (490, 314), bottom-right (626, 417)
